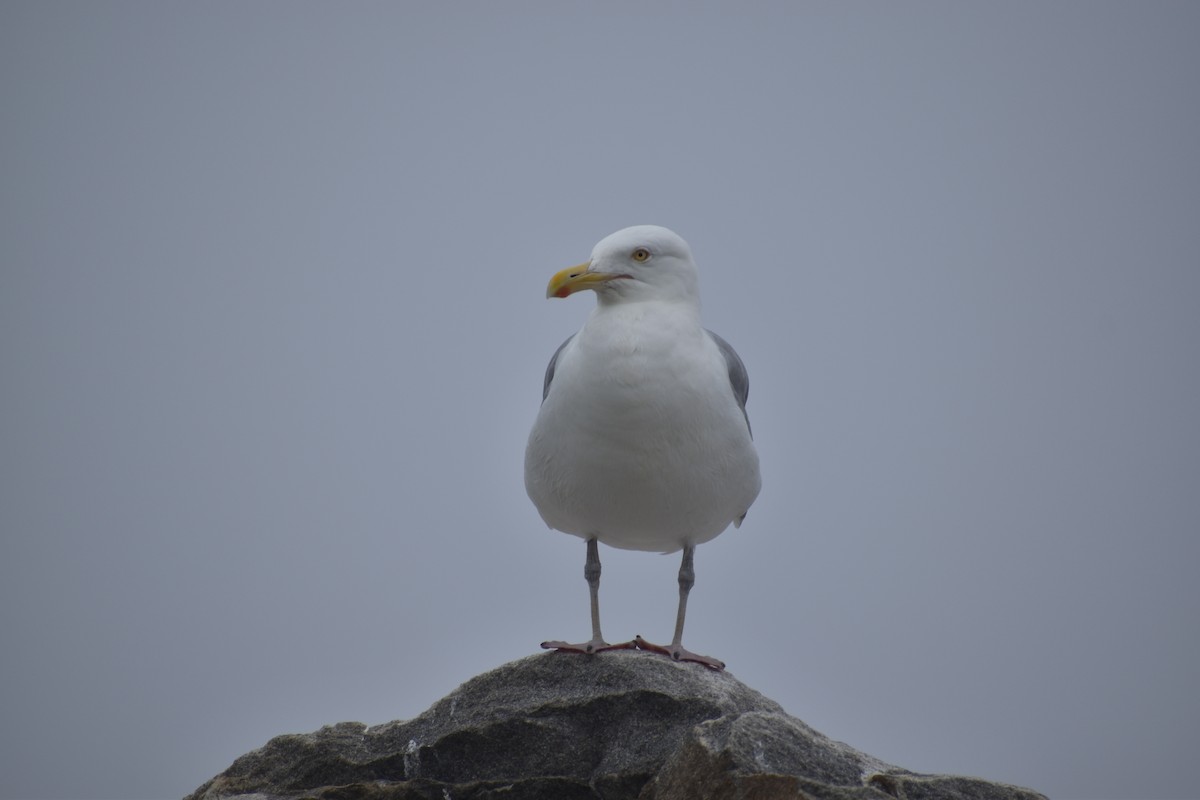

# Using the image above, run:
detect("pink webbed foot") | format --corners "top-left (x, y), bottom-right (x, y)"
top-left (541, 637), bottom-right (637, 655)
top-left (634, 635), bottom-right (726, 671)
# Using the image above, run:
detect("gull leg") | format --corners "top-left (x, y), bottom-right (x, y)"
top-left (542, 537), bottom-right (636, 655)
top-left (635, 544), bottom-right (725, 670)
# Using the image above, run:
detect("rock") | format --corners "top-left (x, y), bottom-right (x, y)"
top-left (185, 651), bottom-right (1046, 800)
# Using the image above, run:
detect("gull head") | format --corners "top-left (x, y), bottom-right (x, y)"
top-left (546, 225), bottom-right (700, 305)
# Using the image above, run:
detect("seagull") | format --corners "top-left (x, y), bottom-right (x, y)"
top-left (524, 225), bottom-right (761, 670)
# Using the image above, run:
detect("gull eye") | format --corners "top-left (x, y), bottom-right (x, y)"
top-left (631, 247), bottom-right (651, 262)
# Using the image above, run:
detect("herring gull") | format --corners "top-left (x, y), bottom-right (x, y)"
top-left (524, 225), bottom-right (761, 670)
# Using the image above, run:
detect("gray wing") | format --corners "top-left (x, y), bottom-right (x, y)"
top-left (542, 334), bottom-right (575, 402)
top-left (706, 329), bottom-right (752, 437)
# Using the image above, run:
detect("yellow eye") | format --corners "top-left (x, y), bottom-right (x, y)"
top-left (631, 247), bottom-right (651, 262)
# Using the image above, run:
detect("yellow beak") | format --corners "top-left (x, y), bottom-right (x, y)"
top-left (546, 262), bottom-right (625, 298)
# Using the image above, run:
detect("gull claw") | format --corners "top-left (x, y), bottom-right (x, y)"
top-left (634, 635), bottom-right (725, 671)
top-left (540, 638), bottom-right (637, 655)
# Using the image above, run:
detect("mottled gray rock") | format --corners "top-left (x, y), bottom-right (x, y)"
top-left (186, 651), bottom-right (1046, 800)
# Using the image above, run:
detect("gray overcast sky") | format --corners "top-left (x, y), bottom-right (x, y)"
top-left (2, 3), bottom-right (1197, 799)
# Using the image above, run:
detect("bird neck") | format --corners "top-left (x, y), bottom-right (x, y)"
top-left (589, 297), bottom-right (703, 330)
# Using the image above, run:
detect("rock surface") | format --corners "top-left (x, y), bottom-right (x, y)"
top-left (186, 651), bottom-right (1047, 800)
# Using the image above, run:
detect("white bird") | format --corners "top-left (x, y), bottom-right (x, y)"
top-left (524, 225), bottom-right (761, 669)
